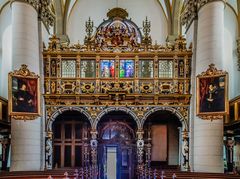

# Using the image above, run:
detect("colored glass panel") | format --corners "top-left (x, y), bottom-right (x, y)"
top-left (100, 60), bottom-right (115, 78)
top-left (119, 60), bottom-right (134, 78)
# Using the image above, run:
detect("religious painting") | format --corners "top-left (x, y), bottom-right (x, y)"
top-left (139, 60), bottom-right (153, 78)
top-left (81, 60), bottom-right (95, 78)
top-left (9, 64), bottom-right (40, 120)
top-left (119, 60), bottom-right (134, 78)
top-left (100, 60), bottom-right (115, 78)
top-left (196, 64), bottom-right (228, 118)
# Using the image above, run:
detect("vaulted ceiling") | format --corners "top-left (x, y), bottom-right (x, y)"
top-left (0, 0), bottom-right (239, 39)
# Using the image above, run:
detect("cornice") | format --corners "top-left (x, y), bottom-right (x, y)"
top-left (181, 0), bottom-right (226, 29)
top-left (10, 0), bottom-right (54, 29)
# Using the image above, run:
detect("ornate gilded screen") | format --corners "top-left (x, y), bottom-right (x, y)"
top-left (43, 8), bottom-right (192, 107)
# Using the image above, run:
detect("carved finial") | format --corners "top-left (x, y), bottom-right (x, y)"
top-left (174, 35), bottom-right (187, 51)
top-left (48, 35), bottom-right (60, 51)
top-left (142, 17), bottom-right (152, 47)
top-left (84, 17), bottom-right (94, 46)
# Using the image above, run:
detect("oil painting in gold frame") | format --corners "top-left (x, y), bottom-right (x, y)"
top-left (8, 64), bottom-right (41, 120)
top-left (196, 64), bottom-right (228, 119)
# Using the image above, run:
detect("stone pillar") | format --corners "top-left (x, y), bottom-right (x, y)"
top-left (194, 0), bottom-right (225, 173)
top-left (10, 1), bottom-right (41, 171)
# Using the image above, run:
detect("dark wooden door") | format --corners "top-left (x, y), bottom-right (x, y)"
top-left (53, 120), bottom-right (89, 168)
top-left (98, 121), bottom-right (136, 179)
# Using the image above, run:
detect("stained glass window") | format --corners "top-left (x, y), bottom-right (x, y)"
top-left (119, 60), bottom-right (134, 78)
top-left (100, 60), bottom-right (115, 78)
top-left (61, 60), bottom-right (76, 78)
top-left (139, 60), bottom-right (153, 78)
top-left (81, 60), bottom-right (95, 78)
top-left (159, 60), bottom-right (173, 78)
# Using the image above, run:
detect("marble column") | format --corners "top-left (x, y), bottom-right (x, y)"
top-left (194, 0), bottom-right (225, 173)
top-left (10, 1), bottom-right (42, 171)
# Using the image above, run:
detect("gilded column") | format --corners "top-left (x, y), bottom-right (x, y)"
top-left (194, 0), bottom-right (225, 173)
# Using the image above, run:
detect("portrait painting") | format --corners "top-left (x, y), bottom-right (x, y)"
top-left (197, 74), bottom-right (228, 116)
top-left (9, 65), bottom-right (41, 119)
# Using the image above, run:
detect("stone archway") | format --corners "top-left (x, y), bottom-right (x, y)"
top-left (95, 107), bottom-right (139, 179)
top-left (141, 106), bottom-right (188, 131)
top-left (141, 106), bottom-right (190, 171)
top-left (94, 106), bottom-right (140, 129)
top-left (45, 106), bottom-right (93, 169)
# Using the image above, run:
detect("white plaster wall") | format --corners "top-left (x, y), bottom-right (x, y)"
top-left (0, 3), bottom-right (12, 99)
top-left (168, 122), bottom-right (179, 165)
top-left (10, 2), bottom-right (41, 171)
top-left (67, 0), bottom-right (168, 44)
top-left (223, 6), bottom-right (240, 99)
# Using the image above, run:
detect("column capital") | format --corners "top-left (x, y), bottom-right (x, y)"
top-left (198, 0), bottom-right (226, 10)
top-left (11, 0), bottom-right (54, 28)
top-left (181, 0), bottom-right (226, 29)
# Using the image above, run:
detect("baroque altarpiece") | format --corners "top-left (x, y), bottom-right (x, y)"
top-left (43, 8), bottom-right (192, 176)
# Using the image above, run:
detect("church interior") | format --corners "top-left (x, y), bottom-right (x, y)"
top-left (0, 0), bottom-right (240, 178)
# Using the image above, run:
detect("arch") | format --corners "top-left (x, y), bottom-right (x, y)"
top-left (46, 106), bottom-right (93, 133)
top-left (94, 106), bottom-right (140, 129)
top-left (141, 106), bottom-right (188, 131)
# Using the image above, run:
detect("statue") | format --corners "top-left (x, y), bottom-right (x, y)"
top-left (182, 138), bottom-right (189, 168)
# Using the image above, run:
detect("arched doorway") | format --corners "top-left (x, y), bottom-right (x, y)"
top-left (52, 111), bottom-right (91, 168)
top-left (143, 110), bottom-right (182, 169)
top-left (97, 111), bottom-right (137, 179)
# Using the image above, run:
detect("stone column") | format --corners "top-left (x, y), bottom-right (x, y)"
top-left (10, 1), bottom-right (41, 171)
top-left (194, 0), bottom-right (225, 173)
